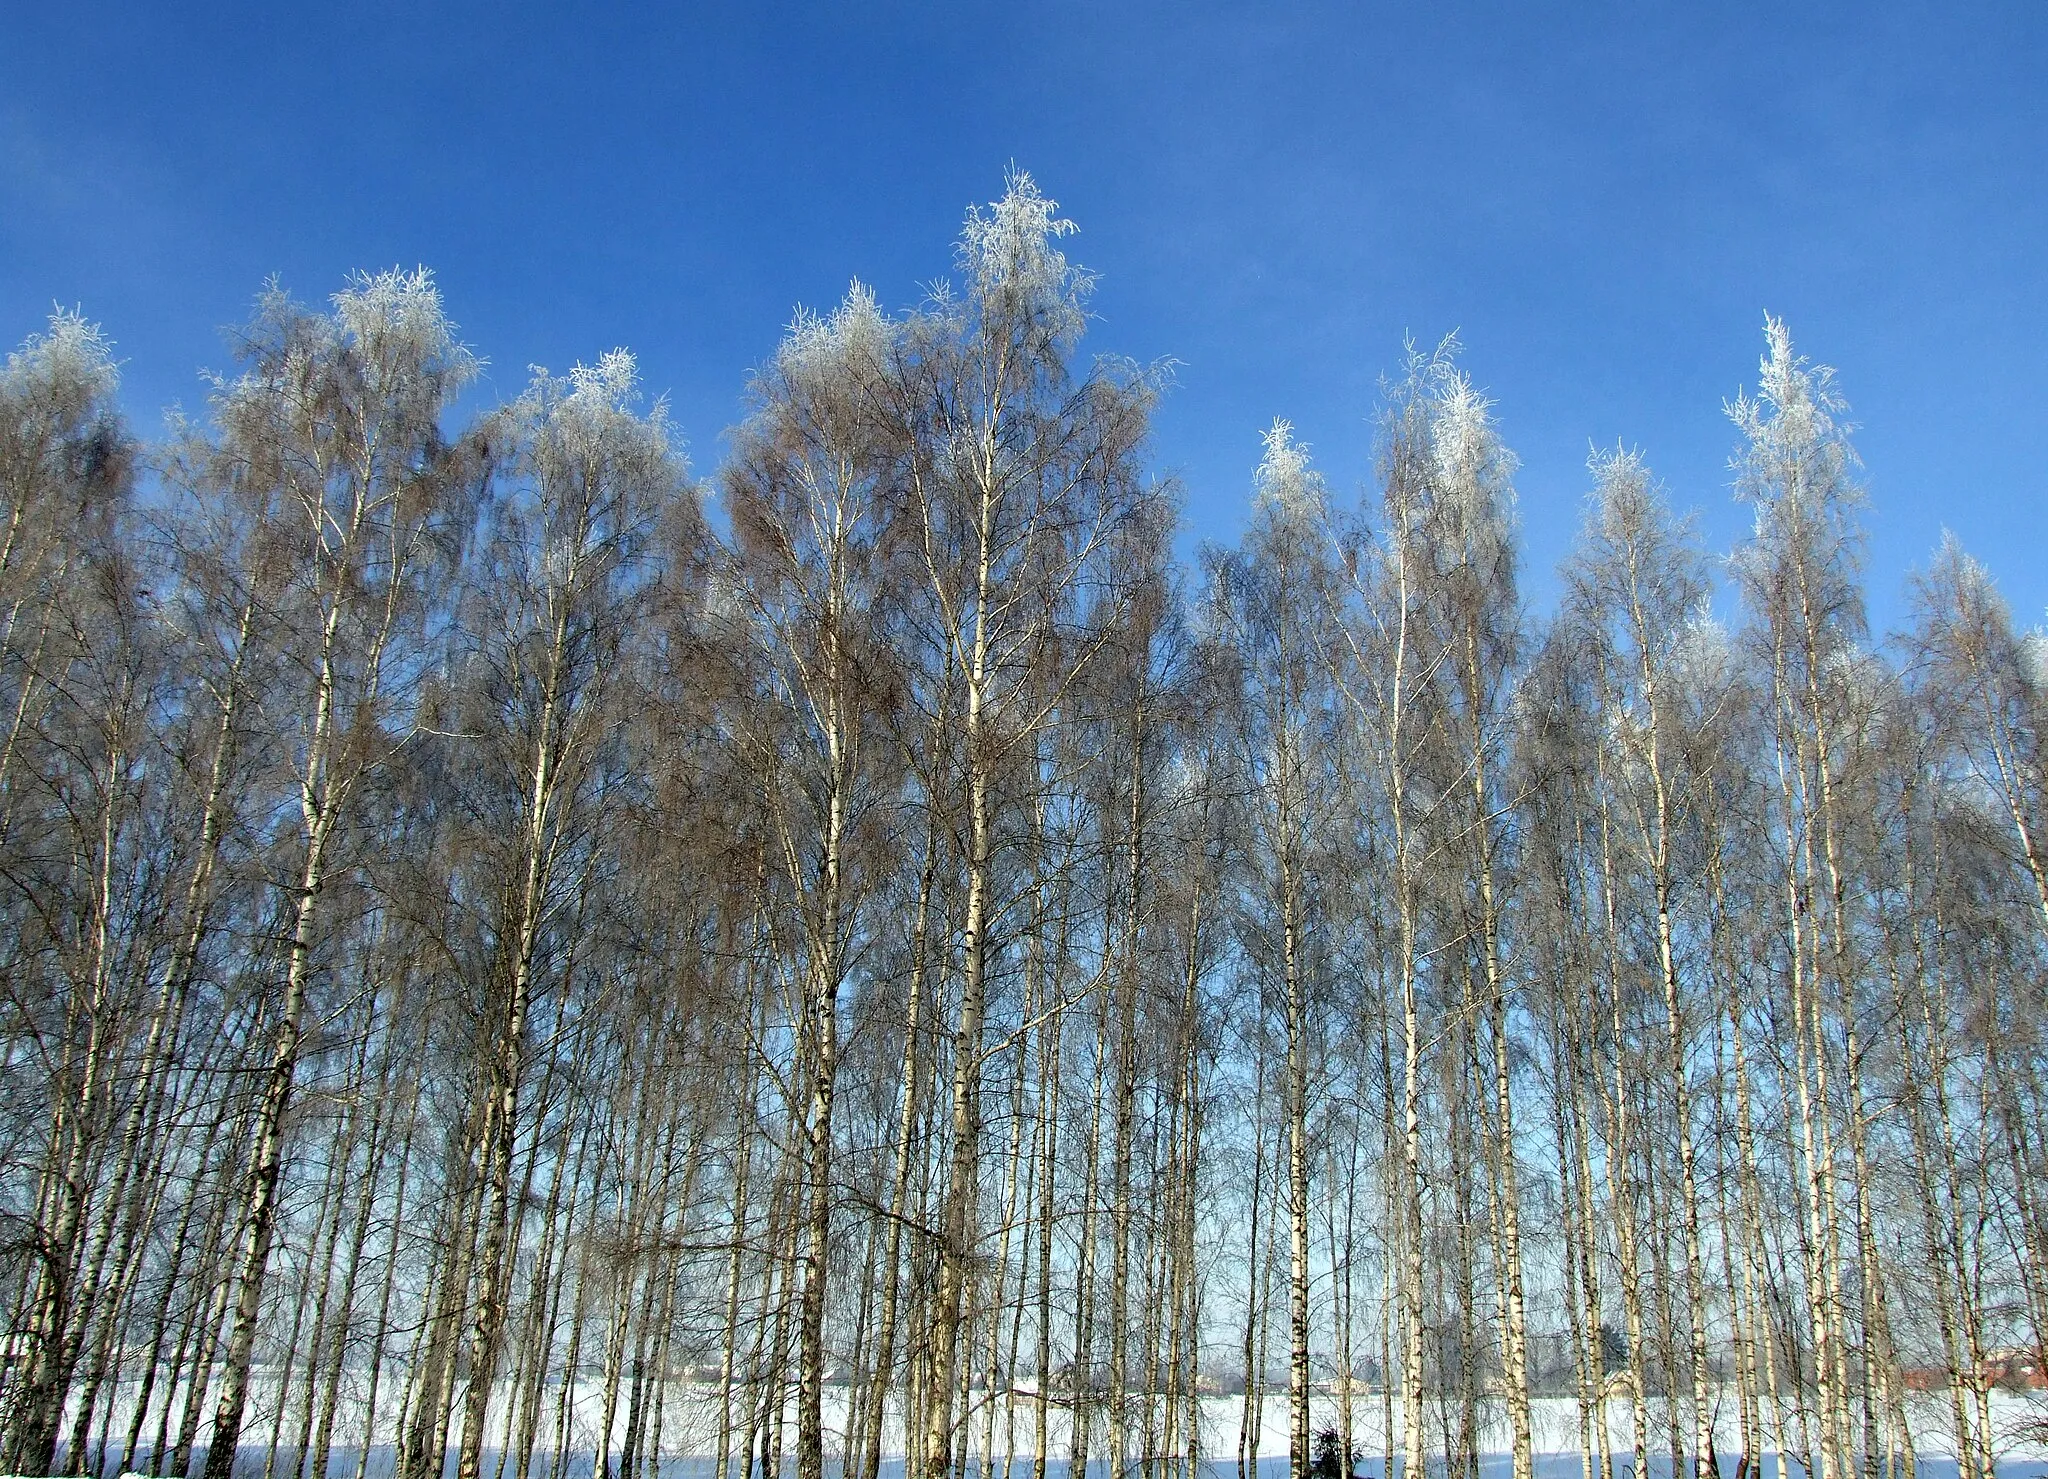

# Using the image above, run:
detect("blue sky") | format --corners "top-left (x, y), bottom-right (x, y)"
top-left (4, 3), bottom-right (2043, 633)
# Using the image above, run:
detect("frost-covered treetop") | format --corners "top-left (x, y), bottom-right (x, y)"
top-left (517, 347), bottom-right (671, 454)
top-left (226, 267), bottom-right (480, 440)
top-left (956, 169), bottom-right (1091, 347)
top-left (1, 310), bottom-right (130, 544)
top-left (1728, 312), bottom-right (1862, 526)
top-left (1586, 444), bottom-right (1657, 551)
top-left (2, 309), bottom-right (120, 429)
top-left (1253, 418), bottom-right (1324, 524)
top-left (565, 348), bottom-right (647, 419)
top-left (1727, 315), bottom-right (1870, 653)
top-left (1429, 372), bottom-right (1513, 500)
top-left (2023, 627), bottom-right (2048, 692)
top-left (774, 282), bottom-right (893, 402)
top-left (331, 267), bottom-right (480, 389)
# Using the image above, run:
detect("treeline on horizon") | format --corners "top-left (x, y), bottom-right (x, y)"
top-left (3, 172), bottom-right (2046, 1479)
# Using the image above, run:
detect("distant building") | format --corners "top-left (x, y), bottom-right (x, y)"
top-left (1900, 1350), bottom-right (2048, 1391)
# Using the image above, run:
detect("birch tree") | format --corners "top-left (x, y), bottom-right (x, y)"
top-left (726, 285), bottom-right (907, 1479)
top-left (1565, 447), bottom-right (1728, 1478)
top-left (0, 311), bottom-right (144, 1476)
top-left (445, 347), bottom-right (682, 1479)
top-left (1207, 420), bottom-right (1344, 1479)
top-left (888, 170), bottom-right (1162, 1479)
top-left (196, 271), bottom-right (478, 1479)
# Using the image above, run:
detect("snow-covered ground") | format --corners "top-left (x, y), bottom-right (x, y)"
top-left (68, 1378), bottom-right (2048, 1478)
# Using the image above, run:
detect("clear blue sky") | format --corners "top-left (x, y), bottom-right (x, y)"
top-left (5, 3), bottom-right (2043, 633)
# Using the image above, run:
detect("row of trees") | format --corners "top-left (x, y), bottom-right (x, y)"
top-left (3, 174), bottom-right (2045, 1479)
